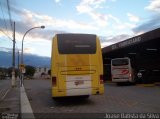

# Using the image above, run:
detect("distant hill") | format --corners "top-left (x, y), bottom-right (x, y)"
top-left (0, 51), bottom-right (50, 68)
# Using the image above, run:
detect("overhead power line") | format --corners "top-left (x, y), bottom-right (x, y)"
top-left (0, 1), bottom-right (8, 34)
top-left (0, 28), bottom-right (13, 41)
top-left (6, 0), bottom-right (13, 32)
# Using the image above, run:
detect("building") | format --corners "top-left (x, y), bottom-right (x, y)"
top-left (102, 28), bottom-right (160, 83)
top-left (33, 67), bottom-right (50, 79)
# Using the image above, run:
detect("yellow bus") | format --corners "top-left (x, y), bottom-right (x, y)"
top-left (51, 33), bottom-right (104, 98)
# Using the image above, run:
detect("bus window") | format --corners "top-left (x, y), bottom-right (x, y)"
top-left (57, 34), bottom-right (96, 54)
top-left (112, 59), bottom-right (129, 66)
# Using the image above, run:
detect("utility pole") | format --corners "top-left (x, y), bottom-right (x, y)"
top-left (17, 50), bottom-right (20, 81)
top-left (12, 21), bottom-right (16, 88)
top-left (18, 50), bottom-right (19, 71)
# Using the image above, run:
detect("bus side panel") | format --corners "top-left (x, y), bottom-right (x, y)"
top-left (51, 37), bottom-right (67, 97)
top-left (95, 38), bottom-right (104, 94)
top-left (90, 37), bottom-right (104, 95)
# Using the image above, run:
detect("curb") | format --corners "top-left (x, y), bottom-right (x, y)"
top-left (142, 84), bottom-right (155, 87)
top-left (137, 83), bottom-right (160, 87)
top-left (20, 84), bottom-right (35, 119)
top-left (154, 82), bottom-right (160, 86)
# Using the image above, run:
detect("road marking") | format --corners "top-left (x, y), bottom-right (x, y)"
top-left (20, 84), bottom-right (35, 119)
top-left (1, 88), bottom-right (10, 101)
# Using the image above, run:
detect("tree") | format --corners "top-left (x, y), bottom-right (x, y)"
top-left (7, 67), bottom-right (18, 77)
top-left (7, 67), bottom-right (13, 77)
top-left (48, 69), bottom-right (51, 75)
top-left (25, 65), bottom-right (36, 77)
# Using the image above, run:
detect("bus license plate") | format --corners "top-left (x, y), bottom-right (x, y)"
top-left (75, 80), bottom-right (84, 86)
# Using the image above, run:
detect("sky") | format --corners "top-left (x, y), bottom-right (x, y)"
top-left (0, 0), bottom-right (160, 57)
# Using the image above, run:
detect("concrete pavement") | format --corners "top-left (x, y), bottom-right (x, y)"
top-left (0, 79), bottom-right (20, 118)
top-left (0, 80), bottom-right (10, 101)
top-left (1, 79), bottom-right (160, 119)
top-left (0, 79), bottom-right (35, 119)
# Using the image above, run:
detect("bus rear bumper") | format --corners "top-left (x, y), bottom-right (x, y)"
top-left (52, 87), bottom-right (104, 97)
top-left (52, 88), bottom-right (66, 97)
top-left (92, 86), bottom-right (104, 95)
top-left (52, 88), bottom-right (92, 97)
top-left (112, 78), bottom-right (131, 82)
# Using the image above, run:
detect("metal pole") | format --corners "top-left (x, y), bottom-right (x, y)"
top-left (18, 50), bottom-right (19, 70)
top-left (21, 26), bottom-right (45, 87)
top-left (12, 22), bottom-right (16, 88)
top-left (21, 26), bottom-right (45, 64)
top-left (17, 50), bottom-right (20, 85)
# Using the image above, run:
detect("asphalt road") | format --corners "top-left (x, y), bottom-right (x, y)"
top-left (24, 79), bottom-right (160, 118)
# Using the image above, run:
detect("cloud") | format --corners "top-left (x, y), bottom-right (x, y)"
top-left (0, 46), bottom-right (20, 52)
top-left (100, 34), bottom-right (131, 47)
top-left (76, 0), bottom-right (138, 36)
top-left (77, 0), bottom-right (106, 10)
top-left (133, 0), bottom-right (160, 35)
top-left (111, 22), bottom-right (136, 33)
top-left (127, 13), bottom-right (140, 22)
top-left (15, 8), bottom-right (97, 30)
top-left (0, 0), bottom-right (18, 10)
top-left (0, 20), bottom-right (16, 42)
top-left (132, 15), bottom-right (160, 34)
top-left (1, 4), bottom-right (98, 42)
top-left (0, 18), bottom-right (49, 42)
top-left (145, 0), bottom-right (160, 13)
top-left (1, 3), bottom-right (101, 57)
top-left (107, 34), bottom-right (131, 43)
top-left (54, 0), bottom-right (61, 3)
top-left (76, 0), bottom-right (120, 27)
top-left (76, 0), bottom-right (107, 22)
top-left (24, 47), bottom-right (35, 54)
top-left (0, 47), bottom-right (12, 52)
top-left (101, 41), bottom-right (114, 48)
top-left (108, 14), bottom-right (120, 24)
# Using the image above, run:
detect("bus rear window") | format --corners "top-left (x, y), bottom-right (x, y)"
top-left (57, 34), bottom-right (96, 54)
top-left (112, 59), bottom-right (129, 66)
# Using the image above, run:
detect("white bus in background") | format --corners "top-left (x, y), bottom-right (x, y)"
top-left (111, 57), bottom-right (135, 84)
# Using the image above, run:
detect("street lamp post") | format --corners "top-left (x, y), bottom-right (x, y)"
top-left (20, 26), bottom-right (45, 86)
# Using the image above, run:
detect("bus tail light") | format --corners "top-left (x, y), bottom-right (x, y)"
top-left (100, 75), bottom-right (104, 84)
top-left (52, 76), bottom-right (57, 86)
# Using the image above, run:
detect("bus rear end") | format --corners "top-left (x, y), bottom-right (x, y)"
top-left (111, 58), bottom-right (133, 83)
top-left (51, 34), bottom-right (104, 98)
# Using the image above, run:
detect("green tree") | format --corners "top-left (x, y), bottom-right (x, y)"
top-left (25, 65), bottom-right (36, 77)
